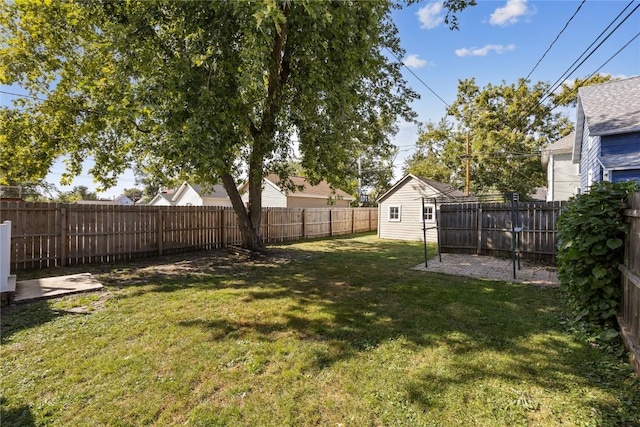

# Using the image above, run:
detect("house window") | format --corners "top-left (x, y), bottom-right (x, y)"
top-left (388, 206), bottom-right (401, 222)
top-left (420, 204), bottom-right (435, 222)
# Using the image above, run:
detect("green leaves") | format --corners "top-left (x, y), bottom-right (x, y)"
top-left (556, 181), bottom-right (638, 341)
top-left (606, 238), bottom-right (623, 250)
top-left (405, 78), bottom-right (571, 198)
top-left (1, 0), bottom-right (472, 249)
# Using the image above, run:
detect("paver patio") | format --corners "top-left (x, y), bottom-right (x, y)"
top-left (413, 253), bottom-right (559, 286)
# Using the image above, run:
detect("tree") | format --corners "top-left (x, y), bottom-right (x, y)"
top-left (56, 186), bottom-right (99, 203)
top-left (349, 144), bottom-right (398, 206)
top-left (552, 73), bottom-right (613, 108)
top-left (0, 1), bottom-right (475, 251)
top-left (405, 78), bottom-right (573, 198)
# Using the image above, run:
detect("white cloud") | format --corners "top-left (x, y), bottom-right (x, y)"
top-left (490, 0), bottom-right (534, 26)
top-left (403, 54), bottom-right (432, 69)
top-left (455, 44), bottom-right (515, 57)
top-left (417, 2), bottom-right (444, 29)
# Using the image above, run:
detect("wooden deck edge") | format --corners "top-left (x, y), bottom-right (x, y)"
top-left (617, 314), bottom-right (640, 377)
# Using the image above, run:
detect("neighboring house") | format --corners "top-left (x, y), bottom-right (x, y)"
top-left (573, 76), bottom-right (640, 193)
top-left (114, 194), bottom-right (135, 205)
top-left (541, 132), bottom-right (580, 201)
top-left (171, 182), bottom-right (232, 207)
top-left (75, 194), bottom-right (134, 205)
top-left (377, 174), bottom-right (475, 242)
top-left (240, 174), bottom-right (355, 208)
top-left (148, 192), bottom-right (174, 206)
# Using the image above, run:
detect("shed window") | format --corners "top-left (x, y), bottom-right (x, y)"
top-left (388, 206), bottom-right (401, 222)
top-left (420, 204), bottom-right (435, 222)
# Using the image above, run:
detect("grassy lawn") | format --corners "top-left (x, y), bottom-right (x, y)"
top-left (1, 233), bottom-right (638, 426)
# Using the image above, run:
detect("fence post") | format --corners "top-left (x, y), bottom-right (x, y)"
top-left (157, 208), bottom-right (164, 256)
top-left (351, 209), bottom-right (355, 234)
top-left (59, 206), bottom-right (67, 267)
top-left (220, 208), bottom-right (227, 248)
top-left (329, 209), bottom-right (333, 237)
top-left (476, 204), bottom-right (482, 255)
top-left (302, 209), bottom-right (306, 239)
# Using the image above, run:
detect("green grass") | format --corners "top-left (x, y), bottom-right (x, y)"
top-left (1, 233), bottom-right (639, 426)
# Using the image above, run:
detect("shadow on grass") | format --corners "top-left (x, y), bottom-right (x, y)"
top-left (3, 234), bottom-right (639, 424)
top-left (0, 397), bottom-right (36, 427)
top-left (0, 301), bottom-right (91, 344)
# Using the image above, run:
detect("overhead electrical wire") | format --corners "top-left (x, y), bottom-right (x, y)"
top-left (585, 31), bottom-right (640, 80)
top-left (522, 0), bottom-right (587, 84)
top-left (540, 0), bottom-right (640, 105)
top-left (0, 89), bottom-right (46, 102)
top-left (383, 46), bottom-right (451, 109)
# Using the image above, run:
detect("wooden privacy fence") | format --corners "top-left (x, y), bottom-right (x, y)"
top-left (0, 202), bottom-right (377, 270)
top-left (438, 201), bottom-right (563, 262)
top-left (619, 192), bottom-right (640, 376)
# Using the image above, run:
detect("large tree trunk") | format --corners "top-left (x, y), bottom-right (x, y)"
top-left (221, 172), bottom-right (265, 252)
top-left (218, 4), bottom-right (289, 253)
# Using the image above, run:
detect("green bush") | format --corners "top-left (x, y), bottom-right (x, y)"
top-left (556, 181), bottom-right (638, 341)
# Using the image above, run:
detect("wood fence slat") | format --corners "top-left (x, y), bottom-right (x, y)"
top-left (1, 202), bottom-right (377, 270)
top-left (439, 201), bottom-right (563, 262)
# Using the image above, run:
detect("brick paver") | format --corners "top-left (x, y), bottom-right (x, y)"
top-left (413, 253), bottom-right (559, 286)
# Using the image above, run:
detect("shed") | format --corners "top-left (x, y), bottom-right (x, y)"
top-left (377, 174), bottom-right (474, 242)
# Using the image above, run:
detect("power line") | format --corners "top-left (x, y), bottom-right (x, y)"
top-left (540, 0), bottom-right (639, 104)
top-left (383, 47), bottom-right (451, 109)
top-left (523, 0), bottom-right (586, 83)
top-left (586, 31), bottom-right (640, 80)
top-left (0, 90), bottom-right (45, 102)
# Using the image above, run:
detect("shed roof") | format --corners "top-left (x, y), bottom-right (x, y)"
top-left (377, 174), bottom-right (475, 203)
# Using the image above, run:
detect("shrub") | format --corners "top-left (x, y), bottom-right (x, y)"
top-left (556, 181), bottom-right (638, 341)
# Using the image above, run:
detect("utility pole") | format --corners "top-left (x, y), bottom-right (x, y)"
top-left (465, 132), bottom-right (470, 196)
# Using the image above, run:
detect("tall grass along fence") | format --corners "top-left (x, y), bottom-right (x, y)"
top-left (0, 202), bottom-right (377, 270)
top-left (619, 192), bottom-right (640, 376)
top-left (438, 201), bottom-right (562, 263)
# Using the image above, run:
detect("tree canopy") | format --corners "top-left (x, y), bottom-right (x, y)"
top-left (1, 0), bottom-right (477, 249)
top-left (405, 78), bottom-right (574, 199)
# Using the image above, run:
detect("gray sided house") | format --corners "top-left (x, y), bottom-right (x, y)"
top-left (377, 174), bottom-right (474, 242)
top-left (541, 132), bottom-right (580, 201)
top-left (573, 76), bottom-right (640, 192)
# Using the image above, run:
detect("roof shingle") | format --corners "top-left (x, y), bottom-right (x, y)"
top-left (578, 76), bottom-right (640, 136)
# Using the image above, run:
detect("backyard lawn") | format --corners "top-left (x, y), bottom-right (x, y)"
top-left (1, 233), bottom-right (638, 426)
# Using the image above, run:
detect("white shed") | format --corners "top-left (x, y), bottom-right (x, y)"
top-left (377, 174), bottom-right (474, 242)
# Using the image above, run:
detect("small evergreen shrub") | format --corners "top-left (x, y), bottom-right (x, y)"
top-left (556, 181), bottom-right (638, 341)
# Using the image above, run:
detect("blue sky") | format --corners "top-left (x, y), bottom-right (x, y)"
top-left (1, 0), bottom-right (639, 198)
top-left (391, 0), bottom-right (640, 171)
